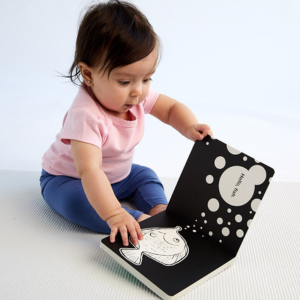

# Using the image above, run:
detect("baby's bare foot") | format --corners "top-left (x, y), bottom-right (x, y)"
top-left (137, 213), bottom-right (151, 222)
top-left (149, 204), bottom-right (167, 216)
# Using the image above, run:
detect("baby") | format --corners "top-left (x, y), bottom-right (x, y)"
top-left (40, 0), bottom-right (213, 247)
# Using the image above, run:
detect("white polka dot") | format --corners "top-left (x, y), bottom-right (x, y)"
top-left (237, 229), bottom-right (244, 238)
top-left (247, 219), bottom-right (252, 227)
top-left (227, 145), bottom-right (241, 155)
top-left (193, 230), bottom-right (196, 233)
top-left (228, 222), bottom-right (231, 225)
top-left (222, 227), bottom-right (230, 236)
top-left (255, 159), bottom-right (260, 163)
top-left (200, 227), bottom-right (203, 229)
top-left (249, 165), bottom-right (267, 185)
top-left (214, 156), bottom-right (226, 169)
top-left (206, 175), bottom-right (214, 184)
top-left (219, 240), bottom-right (222, 243)
top-left (209, 231), bottom-right (213, 236)
top-left (269, 177), bottom-right (273, 182)
top-left (227, 208), bottom-right (232, 213)
top-left (206, 142), bottom-right (209, 145)
top-left (217, 218), bottom-right (223, 225)
top-left (187, 225), bottom-right (190, 228)
top-left (251, 198), bottom-right (261, 212)
top-left (243, 156), bottom-right (247, 161)
top-left (250, 211), bottom-right (252, 214)
top-left (193, 225), bottom-right (195, 227)
top-left (201, 212), bottom-right (205, 217)
top-left (235, 214), bottom-right (242, 223)
top-left (195, 219), bottom-right (198, 222)
top-left (204, 220), bottom-right (207, 224)
top-left (258, 191), bottom-right (262, 194)
top-left (208, 198), bottom-right (220, 212)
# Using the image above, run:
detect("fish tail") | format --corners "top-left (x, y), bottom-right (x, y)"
top-left (120, 248), bottom-right (143, 265)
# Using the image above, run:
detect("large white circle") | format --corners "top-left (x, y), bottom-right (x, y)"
top-left (215, 156), bottom-right (226, 169)
top-left (208, 198), bottom-right (220, 212)
top-left (219, 166), bottom-right (254, 206)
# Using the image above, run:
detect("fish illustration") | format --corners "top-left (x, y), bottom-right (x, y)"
top-left (119, 226), bottom-right (189, 266)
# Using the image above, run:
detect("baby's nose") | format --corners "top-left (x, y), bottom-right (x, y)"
top-left (131, 83), bottom-right (142, 96)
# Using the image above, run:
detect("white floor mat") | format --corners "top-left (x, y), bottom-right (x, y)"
top-left (0, 170), bottom-right (299, 300)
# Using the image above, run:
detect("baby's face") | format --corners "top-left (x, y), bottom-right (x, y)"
top-left (90, 49), bottom-right (157, 119)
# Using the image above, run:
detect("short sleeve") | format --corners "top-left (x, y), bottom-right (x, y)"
top-left (142, 86), bottom-right (160, 114)
top-left (60, 107), bottom-right (106, 149)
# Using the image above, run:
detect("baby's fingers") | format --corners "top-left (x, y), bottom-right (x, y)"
top-left (190, 127), bottom-right (203, 141)
top-left (127, 223), bottom-right (139, 246)
top-left (120, 225), bottom-right (129, 246)
top-left (132, 221), bottom-right (144, 244)
top-left (136, 223), bottom-right (144, 241)
top-left (201, 125), bottom-right (213, 137)
top-left (110, 227), bottom-right (118, 243)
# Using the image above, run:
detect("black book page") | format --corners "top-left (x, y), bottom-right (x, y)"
top-left (101, 210), bottom-right (233, 297)
top-left (167, 136), bottom-right (275, 255)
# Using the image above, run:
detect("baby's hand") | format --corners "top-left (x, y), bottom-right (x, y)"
top-left (106, 208), bottom-right (143, 246)
top-left (186, 124), bottom-right (213, 141)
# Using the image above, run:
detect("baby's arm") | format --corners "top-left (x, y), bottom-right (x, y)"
top-left (150, 94), bottom-right (213, 141)
top-left (70, 140), bottom-right (143, 246)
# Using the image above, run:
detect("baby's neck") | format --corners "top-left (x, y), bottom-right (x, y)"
top-left (110, 110), bottom-right (135, 121)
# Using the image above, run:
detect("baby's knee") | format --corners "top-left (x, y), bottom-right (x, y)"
top-left (138, 165), bottom-right (160, 183)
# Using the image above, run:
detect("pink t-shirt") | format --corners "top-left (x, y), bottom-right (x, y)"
top-left (42, 86), bottom-right (159, 183)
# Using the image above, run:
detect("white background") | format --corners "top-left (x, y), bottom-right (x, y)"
top-left (1, 0), bottom-right (299, 182)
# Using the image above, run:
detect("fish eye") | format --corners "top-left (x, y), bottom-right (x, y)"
top-left (150, 232), bottom-right (157, 237)
top-left (173, 238), bottom-right (180, 243)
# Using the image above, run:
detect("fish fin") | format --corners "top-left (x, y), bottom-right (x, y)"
top-left (119, 248), bottom-right (143, 265)
top-left (145, 246), bottom-right (189, 266)
top-left (145, 253), bottom-right (178, 265)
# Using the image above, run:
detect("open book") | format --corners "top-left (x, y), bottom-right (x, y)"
top-left (100, 136), bottom-right (275, 300)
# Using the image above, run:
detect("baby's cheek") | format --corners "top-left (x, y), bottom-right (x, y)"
top-left (141, 89), bottom-right (149, 100)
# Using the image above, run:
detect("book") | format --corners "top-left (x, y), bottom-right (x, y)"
top-left (100, 136), bottom-right (275, 300)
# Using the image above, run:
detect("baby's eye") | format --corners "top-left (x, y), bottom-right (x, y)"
top-left (119, 81), bottom-right (130, 85)
top-left (143, 78), bottom-right (153, 83)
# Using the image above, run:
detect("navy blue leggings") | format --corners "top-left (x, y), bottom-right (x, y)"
top-left (40, 164), bottom-right (168, 233)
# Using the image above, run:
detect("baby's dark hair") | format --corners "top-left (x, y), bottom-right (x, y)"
top-left (67, 0), bottom-right (162, 85)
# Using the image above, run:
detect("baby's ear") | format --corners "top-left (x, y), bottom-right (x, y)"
top-left (78, 62), bottom-right (93, 85)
